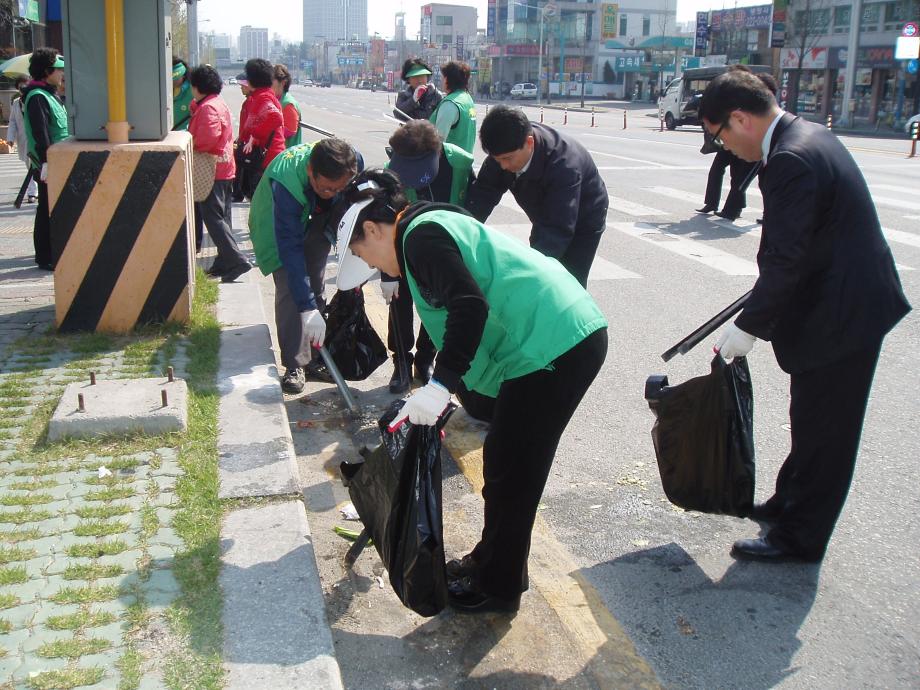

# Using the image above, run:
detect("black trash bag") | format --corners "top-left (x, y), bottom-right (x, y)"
top-left (645, 354), bottom-right (755, 517)
top-left (340, 399), bottom-right (456, 616)
top-left (314, 287), bottom-right (387, 381)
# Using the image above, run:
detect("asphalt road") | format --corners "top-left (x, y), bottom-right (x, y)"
top-left (226, 84), bottom-right (920, 689)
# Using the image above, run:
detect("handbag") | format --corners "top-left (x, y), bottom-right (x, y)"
top-left (192, 151), bottom-right (217, 202)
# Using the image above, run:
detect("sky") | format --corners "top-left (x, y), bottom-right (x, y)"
top-left (194, 0), bottom-right (771, 44)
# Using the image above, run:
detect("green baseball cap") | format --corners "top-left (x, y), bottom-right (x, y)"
top-left (53, 56), bottom-right (65, 69)
top-left (172, 63), bottom-right (187, 80)
top-left (404, 64), bottom-right (432, 79)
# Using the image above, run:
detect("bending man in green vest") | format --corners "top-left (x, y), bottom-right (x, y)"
top-left (248, 139), bottom-right (361, 394)
top-left (335, 168), bottom-right (608, 614)
top-left (429, 60), bottom-right (476, 154)
top-left (23, 48), bottom-right (69, 270)
top-left (381, 119), bottom-right (474, 394)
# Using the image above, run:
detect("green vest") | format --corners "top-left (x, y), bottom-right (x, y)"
top-left (281, 92), bottom-right (303, 148)
top-left (248, 143), bottom-right (315, 275)
top-left (430, 90), bottom-right (476, 154)
top-left (399, 142), bottom-right (473, 207)
top-left (23, 88), bottom-right (69, 168)
top-left (173, 81), bottom-right (192, 131)
top-left (402, 209), bottom-right (607, 396)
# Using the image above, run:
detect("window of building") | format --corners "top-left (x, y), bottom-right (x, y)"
top-left (862, 3), bottom-right (881, 30)
top-left (833, 5), bottom-right (851, 33)
top-left (883, 1), bottom-right (908, 29)
top-left (436, 15), bottom-right (453, 26)
top-left (642, 15), bottom-right (650, 36)
top-left (620, 14), bottom-right (627, 36)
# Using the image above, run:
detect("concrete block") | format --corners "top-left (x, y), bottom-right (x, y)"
top-left (47, 377), bottom-right (188, 442)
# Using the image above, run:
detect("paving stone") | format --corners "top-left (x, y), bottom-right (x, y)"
top-left (21, 555), bottom-right (54, 578)
top-left (79, 648), bottom-right (123, 671)
top-left (150, 527), bottom-right (183, 549)
top-left (87, 621), bottom-right (125, 647)
top-left (10, 654), bottom-right (69, 680)
top-left (92, 599), bottom-right (130, 619)
top-left (20, 627), bottom-right (72, 653)
top-left (30, 602), bottom-right (80, 626)
top-left (145, 544), bottom-right (175, 565)
top-left (39, 574), bottom-right (69, 599)
top-left (154, 507), bottom-right (175, 528)
top-left (0, 627), bottom-right (31, 654)
top-left (96, 549), bottom-right (144, 572)
top-left (151, 490), bottom-right (177, 509)
top-left (138, 673), bottom-right (168, 690)
top-left (5, 577), bottom-right (47, 604)
top-left (2, 601), bottom-right (36, 630)
top-left (0, 653), bottom-right (23, 679)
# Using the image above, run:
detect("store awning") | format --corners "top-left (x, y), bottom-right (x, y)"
top-left (636, 36), bottom-right (695, 50)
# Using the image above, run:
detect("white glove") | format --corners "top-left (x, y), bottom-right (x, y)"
top-left (381, 280), bottom-right (400, 304)
top-left (715, 322), bottom-right (756, 360)
top-left (389, 380), bottom-right (451, 429)
top-left (40, 163), bottom-right (48, 183)
top-left (413, 84), bottom-right (428, 102)
top-left (300, 309), bottom-right (326, 350)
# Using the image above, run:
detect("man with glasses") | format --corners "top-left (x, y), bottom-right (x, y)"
top-left (700, 69), bottom-right (910, 563)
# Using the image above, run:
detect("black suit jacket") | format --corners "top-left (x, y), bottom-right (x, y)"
top-left (735, 113), bottom-right (911, 374)
top-left (465, 123), bottom-right (608, 258)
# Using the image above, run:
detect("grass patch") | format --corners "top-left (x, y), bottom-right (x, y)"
top-left (66, 540), bottom-right (130, 558)
top-left (63, 563), bottom-right (124, 580)
top-left (116, 644), bottom-right (143, 690)
top-left (7, 479), bottom-right (57, 491)
top-left (26, 667), bottom-right (105, 689)
top-left (0, 492), bottom-right (55, 507)
top-left (73, 520), bottom-right (129, 537)
top-left (45, 609), bottom-right (117, 631)
top-left (0, 618), bottom-right (10, 633)
top-left (0, 593), bottom-right (19, 609)
top-left (74, 504), bottom-right (132, 520)
top-left (0, 508), bottom-right (53, 524)
top-left (51, 584), bottom-right (119, 605)
top-left (124, 600), bottom-right (152, 631)
top-left (0, 378), bottom-right (30, 399)
top-left (0, 546), bottom-right (37, 564)
top-left (36, 637), bottom-right (111, 659)
top-left (0, 565), bottom-right (28, 585)
top-left (0, 528), bottom-right (41, 543)
top-left (84, 486), bottom-right (136, 502)
top-left (140, 505), bottom-right (159, 539)
top-left (0, 418), bottom-right (25, 430)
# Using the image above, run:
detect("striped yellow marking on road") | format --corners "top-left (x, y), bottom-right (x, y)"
top-left (96, 156), bottom-right (188, 331)
top-left (53, 152), bottom-right (134, 326)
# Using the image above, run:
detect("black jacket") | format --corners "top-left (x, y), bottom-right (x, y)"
top-left (735, 113), bottom-right (911, 373)
top-left (465, 123), bottom-right (608, 259)
top-left (394, 84), bottom-right (442, 121)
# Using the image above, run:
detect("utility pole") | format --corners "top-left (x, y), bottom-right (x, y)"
top-left (187, 0), bottom-right (199, 66)
top-left (841, 0), bottom-right (863, 127)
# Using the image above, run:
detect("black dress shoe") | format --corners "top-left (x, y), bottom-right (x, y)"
top-left (748, 502), bottom-right (780, 523)
top-left (447, 577), bottom-right (520, 613)
top-left (731, 536), bottom-right (818, 563)
top-left (413, 358), bottom-right (434, 384)
top-left (716, 210), bottom-right (740, 221)
top-left (388, 360), bottom-right (412, 395)
top-left (696, 204), bottom-right (716, 214)
top-left (445, 553), bottom-right (478, 580)
top-left (221, 262), bottom-right (253, 283)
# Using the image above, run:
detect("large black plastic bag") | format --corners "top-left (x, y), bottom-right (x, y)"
top-left (319, 287), bottom-right (387, 381)
top-left (340, 400), bottom-right (457, 616)
top-left (645, 354), bottom-right (755, 517)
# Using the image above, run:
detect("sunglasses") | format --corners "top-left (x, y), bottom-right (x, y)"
top-left (711, 120), bottom-right (728, 148)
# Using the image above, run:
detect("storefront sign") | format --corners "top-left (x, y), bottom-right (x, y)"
top-left (710, 5), bottom-right (773, 31)
top-left (828, 46), bottom-right (897, 69)
top-left (17, 0), bottom-right (39, 21)
top-left (780, 47), bottom-right (828, 69)
top-left (895, 36), bottom-right (920, 60)
top-left (771, 0), bottom-right (788, 48)
top-left (695, 12), bottom-right (709, 56)
top-left (778, 69), bottom-right (798, 112)
top-left (602, 4), bottom-right (619, 39)
top-left (487, 0), bottom-right (496, 38)
top-left (613, 54), bottom-right (645, 72)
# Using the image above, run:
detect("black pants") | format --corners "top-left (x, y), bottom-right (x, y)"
top-left (200, 180), bottom-right (247, 274)
top-left (387, 275), bottom-right (436, 368)
top-left (558, 227), bottom-right (604, 288)
top-left (33, 177), bottom-right (52, 267)
top-left (193, 202), bottom-right (204, 253)
top-left (704, 150), bottom-right (758, 216)
top-left (764, 342), bottom-right (883, 559)
top-left (469, 327), bottom-right (608, 600)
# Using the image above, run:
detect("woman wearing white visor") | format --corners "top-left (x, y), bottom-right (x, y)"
top-left (334, 168), bottom-right (608, 614)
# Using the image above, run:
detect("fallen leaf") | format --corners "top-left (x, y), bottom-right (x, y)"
top-left (677, 616), bottom-right (695, 635)
top-left (296, 420), bottom-right (315, 429)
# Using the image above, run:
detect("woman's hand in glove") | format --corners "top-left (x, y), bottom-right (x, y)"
top-left (388, 380), bottom-right (451, 430)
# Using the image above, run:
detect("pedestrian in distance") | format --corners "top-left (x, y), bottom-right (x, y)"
top-left (22, 47), bottom-right (69, 271)
top-left (237, 58), bottom-right (286, 189)
top-left (394, 58), bottom-right (442, 122)
top-left (700, 69), bottom-right (911, 562)
top-left (272, 63), bottom-right (303, 148)
top-left (695, 138), bottom-right (757, 221)
top-left (334, 168), bottom-right (608, 613)
top-left (381, 119), bottom-right (476, 394)
top-left (187, 65), bottom-right (252, 284)
top-left (7, 76), bottom-right (38, 204)
top-left (231, 72), bottom-right (252, 202)
top-left (466, 105), bottom-right (608, 288)
top-left (247, 139), bottom-right (362, 394)
top-left (429, 60), bottom-right (476, 153)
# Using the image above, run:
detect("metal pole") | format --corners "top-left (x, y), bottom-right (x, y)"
top-left (840, 0), bottom-right (863, 128)
top-left (187, 0), bottom-right (199, 67)
top-left (318, 346), bottom-right (360, 414)
top-left (537, 11), bottom-right (544, 105)
top-left (104, 0), bottom-right (129, 143)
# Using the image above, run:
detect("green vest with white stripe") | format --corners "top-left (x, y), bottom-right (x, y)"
top-left (430, 90), bottom-right (476, 154)
top-left (23, 88), bottom-right (69, 168)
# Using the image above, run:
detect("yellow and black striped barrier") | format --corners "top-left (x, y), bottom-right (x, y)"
top-left (48, 133), bottom-right (195, 333)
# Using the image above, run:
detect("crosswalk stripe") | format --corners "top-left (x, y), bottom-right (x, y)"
top-left (882, 227), bottom-right (920, 248)
top-left (589, 149), bottom-right (669, 167)
top-left (609, 196), bottom-right (667, 216)
top-left (869, 191), bottom-right (920, 212)
top-left (610, 221), bottom-right (759, 276)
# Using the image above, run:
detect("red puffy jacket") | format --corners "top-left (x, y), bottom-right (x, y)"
top-left (242, 87), bottom-right (285, 169)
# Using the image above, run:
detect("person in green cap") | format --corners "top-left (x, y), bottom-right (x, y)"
top-left (272, 63), bottom-right (302, 148)
top-left (429, 61), bottom-right (476, 154)
top-left (394, 58), bottom-right (441, 121)
top-left (334, 168), bottom-right (608, 613)
top-left (23, 47), bottom-right (69, 270)
top-left (172, 58), bottom-right (193, 131)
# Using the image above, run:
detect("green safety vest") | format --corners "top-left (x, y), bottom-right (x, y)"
top-left (430, 90), bottom-right (476, 154)
top-left (402, 209), bottom-right (607, 397)
top-left (400, 142), bottom-right (474, 207)
top-left (248, 142), bottom-right (315, 275)
top-left (173, 81), bottom-right (192, 131)
top-left (23, 87), bottom-right (69, 169)
top-left (281, 92), bottom-right (303, 148)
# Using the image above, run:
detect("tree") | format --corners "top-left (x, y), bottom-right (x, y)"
top-left (603, 60), bottom-right (615, 84)
top-left (784, 0), bottom-right (830, 115)
top-left (170, 1), bottom-right (189, 61)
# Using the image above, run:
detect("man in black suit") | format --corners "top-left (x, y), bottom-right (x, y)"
top-left (465, 105), bottom-right (608, 288)
top-left (699, 70), bottom-right (911, 562)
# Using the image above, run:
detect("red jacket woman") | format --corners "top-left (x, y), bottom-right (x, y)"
top-left (240, 59), bottom-right (285, 170)
top-left (189, 94), bottom-right (235, 180)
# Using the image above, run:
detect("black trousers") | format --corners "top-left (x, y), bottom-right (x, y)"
top-left (200, 180), bottom-right (247, 273)
top-left (764, 342), bottom-right (883, 559)
top-left (469, 327), bottom-right (608, 600)
top-left (558, 227), bottom-right (604, 288)
top-left (387, 275), bottom-right (436, 368)
top-left (33, 177), bottom-right (52, 267)
top-left (703, 149), bottom-right (758, 216)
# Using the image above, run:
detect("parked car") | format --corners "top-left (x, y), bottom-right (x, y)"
top-left (302, 79), bottom-right (314, 87)
top-left (228, 77), bottom-right (237, 85)
top-left (319, 78), bottom-right (332, 88)
top-left (658, 65), bottom-right (772, 130)
top-left (510, 83), bottom-right (537, 99)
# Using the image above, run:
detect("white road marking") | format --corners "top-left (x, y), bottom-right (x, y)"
top-left (588, 150), bottom-right (668, 167)
top-left (882, 227), bottom-right (920, 248)
top-left (869, 192), bottom-right (920, 212)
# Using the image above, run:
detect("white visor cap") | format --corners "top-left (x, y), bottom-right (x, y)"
top-left (335, 196), bottom-right (380, 290)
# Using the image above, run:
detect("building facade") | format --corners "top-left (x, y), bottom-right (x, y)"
top-left (239, 25), bottom-right (269, 61)
top-left (303, 0), bottom-right (368, 43)
top-left (418, 3), bottom-right (479, 88)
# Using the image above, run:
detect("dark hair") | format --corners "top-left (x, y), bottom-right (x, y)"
top-left (441, 61), bottom-right (470, 92)
top-left (29, 47), bottom-right (59, 80)
top-left (273, 63), bottom-right (292, 93)
top-left (188, 65), bottom-right (223, 96)
top-left (337, 168), bottom-right (409, 243)
top-left (310, 138), bottom-right (358, 180)
top-left (245, 58), bottom-right (274, 88)
top-left (401, 57), bottom-right (431, 82)
top-left (479, 105), bottom-right (532, 155)
top-left (698, 70), bottom-right (775, 126)
top-left (15, 76), bottom-right (28, 92)
top-left (389, 120), bottom-right (441, 156)
top-left (758, 73), bottom-right (778, 96)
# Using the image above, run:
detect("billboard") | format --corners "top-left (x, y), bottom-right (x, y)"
top-left (601, 4), bottom-right (619, 39)
top-left (695, 12), bottom-right (709, 56)
top-left (710, 5), bottom-right (773, 31)
top-left (488, 0), bottom-right (496, 38)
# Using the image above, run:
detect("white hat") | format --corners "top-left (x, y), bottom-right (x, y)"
top-left (335, 196), bottom-right (380, 290)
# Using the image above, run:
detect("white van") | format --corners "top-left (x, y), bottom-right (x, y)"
top-left (658, 65), bottom-right (773, 130)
